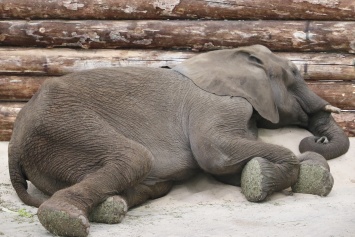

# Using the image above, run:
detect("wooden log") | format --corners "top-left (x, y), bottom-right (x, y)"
top-left (0, 102), bottom-right (23, 141)
top-left (1, 20), bottom-right (355, 53)
top-left (0, 76), bottom-right (47, 101)
top-left (0, 48), bottom-right (192, 76)
top-left (332, 112), bottom-right (355, 137)
top-left (279, 53), bottom-right (355, 81)
top-left (0, 0), bottom-right (354, 21)
top-left (1, 75), bottom-right (354, 110)
top-left (307, 81), bottom-right (355, 110)
top-left (0, 48), bottom-right (354, 80)
top-left (1, 102), bottom-right (353, 141)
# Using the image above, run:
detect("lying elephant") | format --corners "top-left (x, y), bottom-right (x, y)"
top-left (8, 45), bottom-right (349, 237)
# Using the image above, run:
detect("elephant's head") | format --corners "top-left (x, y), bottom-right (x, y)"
top-left (173, 45), bottom-right (349, 159)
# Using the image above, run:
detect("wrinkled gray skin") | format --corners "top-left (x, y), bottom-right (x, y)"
top-left (8, 45), bottom-right (349, 237)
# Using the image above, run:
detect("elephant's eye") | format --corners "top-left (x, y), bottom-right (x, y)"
top-left (291, 68), bottom-right (299, 77)
top-left (288, 63), bottom-right (299, 76)
top-left (249, 55), bottom-right (263, 65)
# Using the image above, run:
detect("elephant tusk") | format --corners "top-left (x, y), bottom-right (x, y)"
top-left (323, 105), bottom-right (341, 114)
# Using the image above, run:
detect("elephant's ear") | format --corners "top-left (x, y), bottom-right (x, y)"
top-left (173, 47), bottom-right (279, 124)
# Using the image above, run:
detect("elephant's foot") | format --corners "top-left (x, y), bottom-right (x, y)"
top-left (38, 200), bottom-right (90, 237)
top-left (241, 157), bottom-right (270, 202)
top-left (89, 195), bottom-right (128, 224)
top-left (292, 152), bottom-right (334, 196)
top-left (241, 156), bottom-right (299, 202)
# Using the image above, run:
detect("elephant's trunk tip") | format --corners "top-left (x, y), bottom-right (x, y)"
top-left (300, 110), bottom-right (350, 160)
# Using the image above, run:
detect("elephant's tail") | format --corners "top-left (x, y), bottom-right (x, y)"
top-left (8, 142), bottom-right (43, 208)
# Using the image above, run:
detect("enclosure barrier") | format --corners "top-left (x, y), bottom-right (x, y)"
top-left (0, 0), bottom-right (354, 140)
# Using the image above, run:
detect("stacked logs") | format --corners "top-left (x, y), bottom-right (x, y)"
top-left (0, 0), bottom-right (354, 140)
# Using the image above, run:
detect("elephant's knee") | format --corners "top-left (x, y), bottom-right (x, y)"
top-left (99, 141), bottom-right (154, 186)
top-left (117, 145), bottom-right (154, 181)
top-left (132, 145), bottom-right (154, 173)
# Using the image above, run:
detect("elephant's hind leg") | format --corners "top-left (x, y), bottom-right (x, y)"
top-left (37, 135), bottom-right (154, 237)
top-left (88, 181), bottom-right (172, 224)
top-left (88, 195), bottom-right (128, 224)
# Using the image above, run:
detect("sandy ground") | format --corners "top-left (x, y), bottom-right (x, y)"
top-left (0, 128), bottom-right (354, 237)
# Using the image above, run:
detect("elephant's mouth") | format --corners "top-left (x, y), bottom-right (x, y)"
top-left (301, 104), bottom-right (341, 128)
top-left (282, 99), bottom-right (309, 128)
top-left (295, 96), bottom-right (322, 128)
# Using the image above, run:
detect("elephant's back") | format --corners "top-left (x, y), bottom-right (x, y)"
top-left (50, 66), bottom-right (193, 113)
top-left (28, 66), bottom-right (191, 115)
top-left (59, 67), bottom-right (190, 94)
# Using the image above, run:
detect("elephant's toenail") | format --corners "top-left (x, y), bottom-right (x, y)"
top-left (79, 215), bottom-right (89, 226)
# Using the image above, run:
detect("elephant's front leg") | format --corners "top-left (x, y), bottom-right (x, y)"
top-left (192, 137), bottom-right (300, 202)
top-left (291, 152), bottom-right (334, 197)
top-left (241, 154), bottom-right (299, 202)
top-left (214, 150), bottom-right (334, 200)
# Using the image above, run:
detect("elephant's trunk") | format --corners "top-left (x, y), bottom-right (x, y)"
top-left (299, 110), bottom-right (350, 160)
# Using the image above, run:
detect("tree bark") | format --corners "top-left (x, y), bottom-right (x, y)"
top-left (1, 20), bottom-right (355, 52)
top-left (0, 0), bottom-right (354, 20)
top-left (0, 48), bottom-right (354, 80)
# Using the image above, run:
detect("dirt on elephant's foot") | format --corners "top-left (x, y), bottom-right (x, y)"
top-left (37, 201), bottom-right (90, 237)
top-left (89, 195), bottom-right (127, 224)
top-left (292, 164), bottom-right (334, 196)
top-left (292, 152), bottom-right (334, 196)
top-left (241, 158), bottom-right (268, 202)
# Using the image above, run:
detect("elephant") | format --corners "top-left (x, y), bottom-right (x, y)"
top-left (8, 45), bottom-right (349, 237)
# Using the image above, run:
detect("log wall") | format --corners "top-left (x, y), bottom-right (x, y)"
top-left (1, 20), bottom-right (355, 52)
top-left (1, 0), bottom-right (354, 20)
top-left (0, 0), bottom-right (354, 140)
